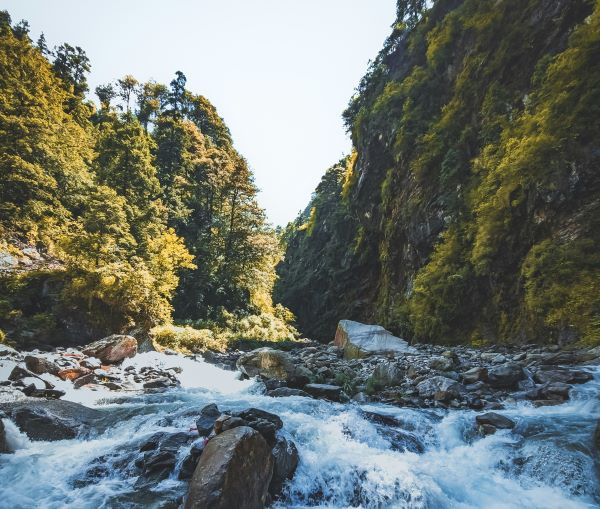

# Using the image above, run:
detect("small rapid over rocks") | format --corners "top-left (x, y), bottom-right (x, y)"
top-left (0, 339), bottom-right (599, 509)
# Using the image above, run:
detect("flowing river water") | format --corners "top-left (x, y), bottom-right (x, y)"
top-left (1, 351), bottom-right (599, 509)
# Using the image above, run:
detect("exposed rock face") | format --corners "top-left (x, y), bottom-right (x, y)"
top-left (185, 426), bottom-right (274, 509)
top-left (0, 400), bottom-right (101, 441)
top-left (236, 348), bottom-right (310, 385)
top-left (334, 320), bottom-right (416, 359)
top-left (82, 334), bottom-right (137, 364)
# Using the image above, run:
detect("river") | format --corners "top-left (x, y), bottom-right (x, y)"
top-left (1, 351), bottom-right (599, 509)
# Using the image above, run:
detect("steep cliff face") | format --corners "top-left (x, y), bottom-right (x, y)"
top-left (276, 0), bottom-right (600, 345)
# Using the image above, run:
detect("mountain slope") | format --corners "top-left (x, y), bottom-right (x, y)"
top-left (276, 0), bottom-right (600, 345)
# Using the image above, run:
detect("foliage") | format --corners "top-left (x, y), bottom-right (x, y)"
top-left (0, 12), bottom-right (280, 347)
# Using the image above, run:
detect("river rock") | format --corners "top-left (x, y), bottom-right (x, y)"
top-left (416, 376), bottom-right (460, 401)
top-left (533, 367), bottom-right (592, 385)
top-left (57, 367), bottom-right (90, 381)
top-left (595, 421), bottom-right (600, 451)
top-left (0, 417), bottom-right (9, 453)
top-left (475, 412), bottom-right (515, 434)
top-left (0, 400), bottom-right (101, 441)
top-left (334, 320), bottom-right (416, 359)
top-left (24, 355), bottom-right (60, 376)
top-left (196, 403), bottom-right (222, 435)
top-left (82, 334), bottom-right (137, 364)
top-left (267, 387), bottom-right (310, 398)
top-left (429, 356), bottom-right (455, 372)
top-left (461, 367), bottom-right (488, 384)
top-left (304, 383), bottom-right (343, 401)
top-left (185, 426), bottom-right (274, 509)
top-left (487, 363), bottom-right (524, 389)
top-left (269, 436), bottom-right (299, 497)
top-left (236, 348), bottom-right (310, 386)
top-left (372, 360), bottom-right (405, 386)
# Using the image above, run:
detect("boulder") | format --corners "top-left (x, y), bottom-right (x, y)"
top-left (595, 420), bottom-right (600, 451)
top-left (196, 403), bottom-right (222, 436)
top-left (303, 383), bottom-right (343, 401)
top-left (461, 367), bottom-right (488, 384)
top-left (136, 431), bottom-right (197, 487)
top-left (0, 417), bottom-right (9, 453)
top-left (0, 400), bottom-right (101, 441)
top-left (416, 376), bottom-right (461, 401)
top-left (267, 387), bottom-right (310, 398)
top-left (475, 412), bottom-right (515, 433)
top-left (487, 363), bottom-right (524, 389)
top-left (533, 367), bottom-right (592, 385)
top-left (57, 367), bottom-right (90, 381)
top-left (372, 361), bottom-right (405, 386)
top-left (82, 334), bottom-right (137, 364)
top-left (185, 426), bottom-right (274, 509)
top-left (334, 320), bottom-right (416, 359)
top-left (24, 356), bottom-right (60, 376)
top-left (8, 366), bottom-right (54, 389)
top-left (236, 348), bottom-right (310, 386)
top-left (269, 436), bottom-right (299, 497)
top-left (429, 356), bottom-right (455, 372)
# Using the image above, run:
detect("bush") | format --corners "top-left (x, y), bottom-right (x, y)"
top-left (150, 324), bottom-right (225, 352)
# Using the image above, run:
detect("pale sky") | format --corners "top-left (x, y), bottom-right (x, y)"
top-left (4, 0), bottom-right (396, 226)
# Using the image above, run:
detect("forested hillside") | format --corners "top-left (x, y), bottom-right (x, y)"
top-left (0, 12), bottom-right (293, 348)
top-left (276, 0), bottom-right (600, 345)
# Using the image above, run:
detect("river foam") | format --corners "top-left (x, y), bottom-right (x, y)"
top-left (0, 352), bottom-right (598, 509)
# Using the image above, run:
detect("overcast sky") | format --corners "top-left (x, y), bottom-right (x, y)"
top-left (4, 0), bottom-right (396, 226)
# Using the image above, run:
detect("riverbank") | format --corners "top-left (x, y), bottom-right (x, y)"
top-left (0, 334), bottom-right (599, 508)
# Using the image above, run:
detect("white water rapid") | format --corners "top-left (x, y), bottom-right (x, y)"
top-left (0, 352), bottom-right (598, 509)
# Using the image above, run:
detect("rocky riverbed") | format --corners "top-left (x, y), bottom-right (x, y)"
top-left (0, 326), bottom-right (599, 508)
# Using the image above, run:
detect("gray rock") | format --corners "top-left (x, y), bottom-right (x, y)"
top-left (372, 360), bottom-right (405, 385)
top-left (475, 412), bottom-right (515, 431)
top-left (196, 403), bottom-right (221, 436)
top-left (333, 320), bottom-right (416, 359)
top-left (185, 426), bottom-right (274, 509)
top-left (0, 400), bottom-right (101, 441)
top-left (487, 363), bottom-right (524, 389)
top-left (236, 348), bottom-right (310, 386)
top-left (461, 367), bottom-right (488, 384)
top-left (0, 417), bottom-right (9, 453)
top-left (430, 356), bottom-right (455, 372)
top-left (533, 368), bottom-right (592, 385)
top-left (416, 376), bottom-right (460, 401)
top-left (269, 436), bottom-right (299, 497)
top-left (267, 387), bottom-right (309, 398)
top-left (24, 356), bottom-right (60, 376)
top-left (304, 383), bottom-right (343, 401)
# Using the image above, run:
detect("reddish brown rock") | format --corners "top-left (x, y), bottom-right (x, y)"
top-left (82, 335), bottom-right (137, 364)
top-left (57, 368), bottom-right (90, 381)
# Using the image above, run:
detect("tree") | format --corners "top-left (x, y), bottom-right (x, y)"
top-left (52, 42), bottom-right (90, 97)
top-left (117, 74), bottom-right (139, 112)
top-left (95, 83), bottom-right (116, 110)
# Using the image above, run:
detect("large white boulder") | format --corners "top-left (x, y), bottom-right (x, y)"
top-left (334, 320), bottom-right (416, 359)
